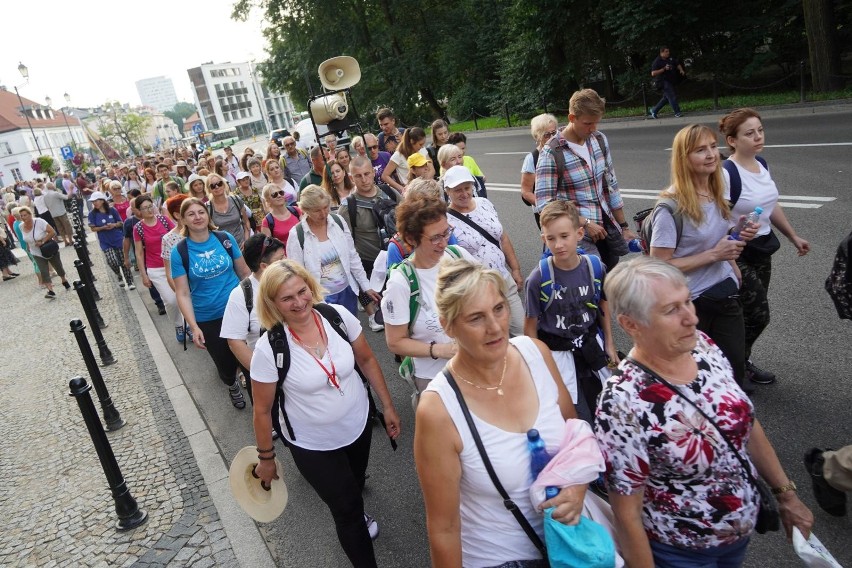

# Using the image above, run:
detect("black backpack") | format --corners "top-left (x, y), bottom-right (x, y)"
top-left (264, 206), bottom-right (300, 235)
top-left (266, 303), bottom-right (393, 448)
top-left (633, 197), bottom-right (683, 254)
top-left (346, 183), bottom-right (399, 249)
top-left (826, 230), bottom-right (852, 320)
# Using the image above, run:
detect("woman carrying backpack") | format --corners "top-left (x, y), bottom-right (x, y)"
top-left (719, 108), bottom-right (810, 387)
top-left (171, 197), bottom-right (251, 409)
top-left (286, 185), bottom-right (380, 316)
top-left (260, 183), bottom-right (300, 250)
top-left (206, 172), bottom-right (251, 249)
top-left (250, 259), bottom-right (400, 568)
top-left (521, 114), bottom-right (558, 229)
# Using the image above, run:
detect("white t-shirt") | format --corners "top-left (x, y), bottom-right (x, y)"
top-left (220, 274), bottom-right (261, 350)
top-left (448, 198), bottom-right (509, 279)
top-left (521, 152), bottom-right (535, 174)
top-left (381, 247), bottom-right (476, 380)
top-left (389, 148), bottom-right (428, 184)
top-left (22, 218), bottom-right (51, 257)
top-left (722, 162), bottom-right (777, 237)
top-left (250, 305), bottom-right (368, 450)
top-left (567, 140), bottom-right (591, 167)
top-left (316, 239), bottom-right (349, 295)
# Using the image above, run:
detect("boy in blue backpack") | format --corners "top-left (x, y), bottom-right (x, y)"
top-left (524, 200), bottom-right (618, 422)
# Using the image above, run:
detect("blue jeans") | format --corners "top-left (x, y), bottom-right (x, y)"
top-left (325, 285), bottom-right (358, 315)
top-left (650, 537), bottom-right (749, 568)
top-left (652, 80), bottom-right (681, 115)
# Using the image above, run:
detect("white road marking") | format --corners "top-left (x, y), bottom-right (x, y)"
top-left (484, 183), bottom-right (835, 209)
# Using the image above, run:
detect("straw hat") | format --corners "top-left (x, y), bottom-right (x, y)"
top-left (229, 446), bottom-right (288, 522)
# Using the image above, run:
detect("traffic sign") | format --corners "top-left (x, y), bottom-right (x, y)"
top-left (61, 145), bottom-right (74, 160)
top-left (192, 123), bottom-right (203, 135)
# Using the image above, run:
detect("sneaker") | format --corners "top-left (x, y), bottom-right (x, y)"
top-left (157, 304), bottom-right (167, 315)
top-left (175, 326), bottom-right (186, 343)
top-left (804, 448), bottom-right (847, 516)
top-left (118, 281), bottom-right (125, 288)
top-left (746, 360), bottom-right (776, 384)
top-left (364, 513), bottom-right (379, 540)
top-left (128, 282), bottom-right (136, 290)
top-left (368, 313), bottom-right (384, 332)
top-left (62, 281), bottom-right (71, 290)
top-left (675, 113), bottom-right (683, 118)
top-left (45, 290), bottom-right (56, 299)
top-left (229, 382), bottom-right (246, 409)
top-left (186, 327), bottom-right (194, 341)
top-left (649, 110), bottom-right (658, 119)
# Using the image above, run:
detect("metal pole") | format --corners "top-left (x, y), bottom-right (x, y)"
top-left (712, 75), bottom-right (719, 110)
top-left (472, 108), bottom-right (478, 131)
top-left (69, 320), bottom-right (125, 430)
top-left (800, 60), bottom-right (806, 103)
top-left (62, 109), bottom-right (75, 147)
top-left (641, 83), bottom-right (648, 117)
top-left (14, 85), bottom-right (42, 154)
top-left (73, 265), bottom-right (105, 326)
top-left (504, 103), bottom-right (512, 128)
top-left (68, 377), bottom-right (146, 531)
top-left (74, 256), bottom-right (101, 302)
top-left (543, 99), bottom-right (548, 114)
top-left (72, 280), bottom-right (115, 365)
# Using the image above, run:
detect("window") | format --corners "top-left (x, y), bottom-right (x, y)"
top-left (240, 109), bottom-right (248, 119)
top-left (11, 167), bottom-right (23, 182)
top-left (1, 142), bottom-right (11, 156)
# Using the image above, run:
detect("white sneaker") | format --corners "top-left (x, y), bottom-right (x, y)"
top-left (364, 513), bottom-right (379, 540)
top-left (368, 313), bottom-right (384, 332)
top-left (127, 282), bottom-right (136, 290)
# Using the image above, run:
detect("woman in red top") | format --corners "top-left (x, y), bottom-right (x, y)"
top-left (108, 180), bottom-right (131, 221)
top-left (260, 183), bottom-right (300, 250)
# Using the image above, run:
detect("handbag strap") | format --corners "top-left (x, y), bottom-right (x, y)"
top-left (442, 366), bottom-right (547, 557)
top-left (625, 357), bottom-right (761, 489)
top-left (447, 208), bottom-right (501, 250)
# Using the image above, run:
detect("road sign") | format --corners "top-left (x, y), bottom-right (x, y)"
top-left (61, 145), bottom-right (74, 160)
top-left (192, 123), bottom-right (203, 135)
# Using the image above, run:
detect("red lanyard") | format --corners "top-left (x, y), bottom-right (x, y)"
top-left (289, 311), bottom-right (343, 395)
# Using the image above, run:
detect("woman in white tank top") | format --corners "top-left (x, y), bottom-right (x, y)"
top-left (415, 258), bottom-right (586, 568)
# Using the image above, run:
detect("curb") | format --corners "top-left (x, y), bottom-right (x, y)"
top-left (126, 287), bottom-right (276, 568)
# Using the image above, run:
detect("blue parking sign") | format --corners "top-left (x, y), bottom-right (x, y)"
top-left (192, 123), bottom-right (203, 135)
top-left (61, 145), bottom-right (74, 160)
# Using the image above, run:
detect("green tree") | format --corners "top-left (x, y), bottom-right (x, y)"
top-left (164, 101), bottom-right (198, 134)
top-left (95, 102), bottom-right (151, 157)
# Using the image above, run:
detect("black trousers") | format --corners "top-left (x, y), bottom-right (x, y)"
top-left (288, 421), bottom-right (376, 568)
top-left (737, 256), bottom-right (772, 360)
top-left (693, 295), bottom-right (746, 387)
top-left (196, 318), bottom-right (239, 387)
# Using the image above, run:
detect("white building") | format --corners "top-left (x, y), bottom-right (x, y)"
top-left (187, 61), bottom-right (297, 139)
top-left (135, 76), bottom-right (179, 113)
top-left (0, 87), bottom-right (87, 183)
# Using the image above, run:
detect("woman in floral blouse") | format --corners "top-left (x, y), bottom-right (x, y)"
top-left (595, 256), bottom-right (812, 567)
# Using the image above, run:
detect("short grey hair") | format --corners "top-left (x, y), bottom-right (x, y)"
top-left (530, 113), bottom-right (558, 142)
top-left (604, 256), bottom-right (688, 326)
top-left (437, 144), bottom-right (461, 166)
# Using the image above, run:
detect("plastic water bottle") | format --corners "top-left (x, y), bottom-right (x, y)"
top-left (729, 206), bottom-right (762, 241)
top-left (628, 238), bottom-right (645, 253)
top-left (527, 429), bottom-right (559, 499)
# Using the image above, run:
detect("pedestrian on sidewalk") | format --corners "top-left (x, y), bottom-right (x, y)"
top-left (133, 194), bottom-right (180, 327)
top-left (171, 197), bottom-right (251, 409)
top-left (88, 191), bottom-right (135, 290)
top-left (805, 446), bottom-right (851, 517)
top-left (251, 259), bottom-right (401, 568)
top-left (18, 206), bottom-right (70, 298)
top-left (649, 46), bottom-right (686, 119)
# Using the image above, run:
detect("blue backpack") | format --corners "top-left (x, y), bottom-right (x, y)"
top-left (538, 252), bottom-right (604, 313)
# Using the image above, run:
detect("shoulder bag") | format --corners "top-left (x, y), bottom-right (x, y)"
top-left (626, 357), bottom-right (780, 534)
top-left (442, 366), bottom-right (548, 559)
top-left (447, 208), bottom-right (501, 249)
top-left (33, 223), bottom-right (59, 259)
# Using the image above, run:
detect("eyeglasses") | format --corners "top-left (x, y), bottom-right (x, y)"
top-left (209, 182), bottom-right (224, 189)
top-left (426, 226), bottom-right (454, 245)
top-left (542, 130), bottom-right (558, 140)
top-left (367, 145), bottom-right (378, 150)
top-left (139, 204), bottom-right (155, 211)
top-left (284, 142), bottom-right (295, 147)
top-left (269, 191), bottom-right (285, 199)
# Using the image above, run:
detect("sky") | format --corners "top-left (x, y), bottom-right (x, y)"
top-left (1, 0), bottom-right (267, 110)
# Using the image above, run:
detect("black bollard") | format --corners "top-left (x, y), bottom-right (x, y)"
top-left (70, 319), bottom-right (125, 431)
top-left (74, 265), bottom-right (106, 329)
top-left (68, 377), bottom-right (146, 531)
top-left (74, 257), bottom-right (101, 301)
top-left (73, 280), bottom-right (115, 365)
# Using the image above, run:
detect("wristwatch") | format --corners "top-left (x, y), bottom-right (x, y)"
top-left (619, 222), bottom-right (629, 229)
top-left (771, 480), bottom-right (797, 495)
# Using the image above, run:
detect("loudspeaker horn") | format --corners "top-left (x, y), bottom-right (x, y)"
top-left (318, 56), bottom-right (361, 91)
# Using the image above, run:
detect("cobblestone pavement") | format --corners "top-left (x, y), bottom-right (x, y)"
top-left (0, 242), bottom-right (241, 567)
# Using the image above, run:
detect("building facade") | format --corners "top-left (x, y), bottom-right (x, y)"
top-left (0, 88), bottom-right (87, 183)
top-left (187, 61), bottom-right (297, 140)
top-left (135, 76), bottom-right (179, 113)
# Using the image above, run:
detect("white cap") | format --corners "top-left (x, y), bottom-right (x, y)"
top-left (443, 165), bottom-right (475, 189)
top-left (89, 191), bottom-right (109, 202)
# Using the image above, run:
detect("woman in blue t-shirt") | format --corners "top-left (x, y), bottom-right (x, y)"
top-left (171, 197), bottom-right (251, 409)
top-left (88, 191), bottom-right (135, 289)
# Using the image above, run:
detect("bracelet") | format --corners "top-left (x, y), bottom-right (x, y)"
top-left (429, 341), bottom-right (438, 360)
top-left (771, 480), bottom-right (797, 495)
top-left (257, 454), bottom-right (276, 460)
top-left (256, 446), bottom-right (275, 454)
top-left (619, 222), bottom-right (629, 229)
top-left (583, 218), bottom-right (591, 229)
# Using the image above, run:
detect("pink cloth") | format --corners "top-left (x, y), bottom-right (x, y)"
top-left (529, 419), bottom-right (605, 507)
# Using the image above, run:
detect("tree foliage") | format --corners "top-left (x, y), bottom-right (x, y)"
top-left (164, 102), bottom-right (198, 134)
top-left (95, 103), bottom-right (151, 157)
top-left (233, 0), bottom-right (844, 124)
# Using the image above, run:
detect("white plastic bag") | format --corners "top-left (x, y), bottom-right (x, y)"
top-left (792, 527), bottom-right (844, 568)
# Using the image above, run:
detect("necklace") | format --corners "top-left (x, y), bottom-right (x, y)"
top-left (289, 311), bottom-right (343, 395)
top-left (452, 356), bottom-right (508, 395)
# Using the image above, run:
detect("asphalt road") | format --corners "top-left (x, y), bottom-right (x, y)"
top-left (154, 106), bottom-right (852, 567)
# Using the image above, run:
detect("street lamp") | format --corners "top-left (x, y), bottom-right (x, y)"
top-left (13, 61), bottom-right (42, 154)
top-left (58, 93), bottom-right (76, 146)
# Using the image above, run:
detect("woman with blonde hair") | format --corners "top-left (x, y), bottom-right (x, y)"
top-left (286, 185), bottom-right (379, 315)
top-left (205, 173), bottom-right (251, 248)
top-left (250, 259), bottom-right (400, 566)
top-left (321, 159), bottom-right (354, 206)
top-left (260, 183), bottom-right (300, 250)
top-left (648, 124), bottom-right (756, 388)
top-left (18, 205), bottom-right (70, 297)
top-left (351, 135), bottom-right (367, 158)
top-left (263, 159), bottom-right (297, 206)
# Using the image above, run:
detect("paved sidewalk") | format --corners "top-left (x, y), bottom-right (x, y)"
top-left (0, 240), bottom-right (272, 567)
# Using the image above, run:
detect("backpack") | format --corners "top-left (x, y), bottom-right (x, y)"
top-left (723, 156), bottom-right (768, 207)
top-left (346, 183), bottom-right (399, 249)
top-left (826, 229), bottom-right (852, 320)
top-left (266, 303), bottom-right (382, 442)
top-left (538, 253), bottom-right (604, 313)
top-left (264, 206), bottom-right (299, 235)
top-left (294, 213), bottom-right (345, 250)
top-left (175, 230), bottom-right (235, 277)
top-left (206, 195), bottom-right (245, 224)
top-left (134, 215), bottom-right (172, 253)
top-left (240, 277), bottom-right (254, 332)
top-left (546, 131), bottom-right (609, 196)
top-left (632, 197), bottom-right (683, 254)
top-left (394, 245), bottom-right (463, 382)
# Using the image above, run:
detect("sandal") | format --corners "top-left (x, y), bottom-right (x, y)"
top-left (228, 383), bottom-right (246, 409)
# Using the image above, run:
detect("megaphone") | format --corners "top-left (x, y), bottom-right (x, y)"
top-left (318, 56), bottom-right (361, 91)
top-left (309, 92), bottom-right (349, 125)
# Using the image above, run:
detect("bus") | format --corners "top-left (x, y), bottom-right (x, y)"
top-left (198, 128), bottom-right (239, 150)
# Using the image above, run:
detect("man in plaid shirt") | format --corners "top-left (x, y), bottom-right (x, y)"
top-left (534, 89), bottom-right (637, 269)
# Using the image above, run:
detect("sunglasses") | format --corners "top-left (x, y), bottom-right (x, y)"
top-left (270, 191), bottom-right (285, 199)
top-left (542, 130), bottom-right (558, 140)
top-left (209, 182), bottom-right (225, 189)
top-left (367, 145), bottom-right (379, 150)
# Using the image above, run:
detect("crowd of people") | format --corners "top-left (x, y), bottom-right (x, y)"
top-left (3, 98), bottom-right (847, 568)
